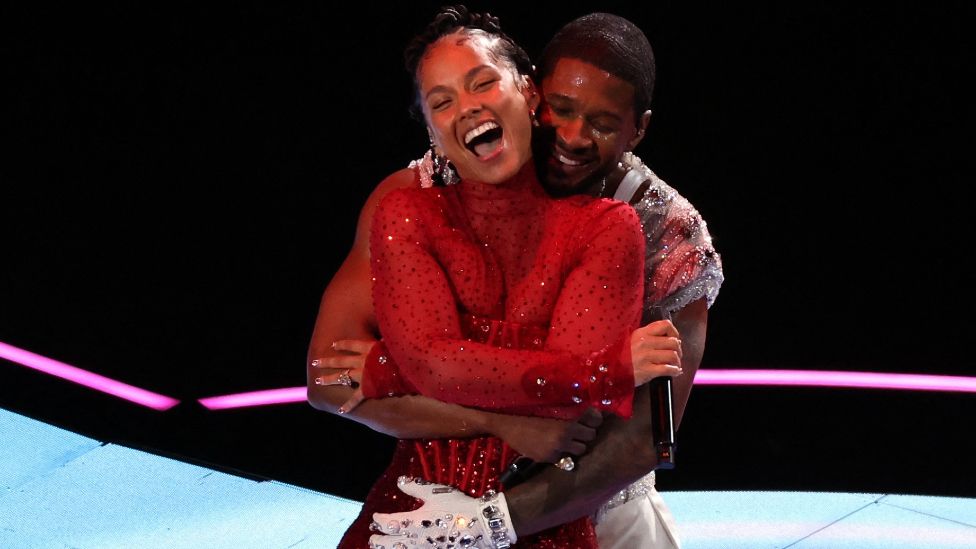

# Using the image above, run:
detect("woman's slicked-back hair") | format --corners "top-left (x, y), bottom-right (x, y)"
top-left (537, 13), bottom-right (655, 121)
top-left (403, 5), bottom-right (534, 121)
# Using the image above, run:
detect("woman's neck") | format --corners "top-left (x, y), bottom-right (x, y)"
top-left (458, 161), bottom-right (547, 215)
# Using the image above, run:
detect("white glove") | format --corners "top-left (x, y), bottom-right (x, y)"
top-left (368, 476), bottom-right (517, 549)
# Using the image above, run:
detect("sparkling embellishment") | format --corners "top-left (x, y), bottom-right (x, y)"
top-left (378, 355), bottom-right (388, 365)
top-left (597, 471), bottom-right (656, 515)
top-left (362, 152), bottom-right (723, 547)
top-left (536, 377), bottom-right (546, 386)
top-left (598, 363), bottom-right (608, 372)
top-left (601, 398), bottom-right (612, 405)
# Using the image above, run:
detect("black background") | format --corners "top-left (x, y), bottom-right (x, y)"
top-left (3, 2), bottom-right (974, 502)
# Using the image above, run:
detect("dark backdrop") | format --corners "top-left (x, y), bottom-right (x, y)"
top-left (3, 2), bottom-right (974, 501)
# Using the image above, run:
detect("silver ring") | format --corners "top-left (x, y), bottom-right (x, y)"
top-left (337, 369), bottom-right (353, 387)
top-left (555, 456), bottom-right (575, 471)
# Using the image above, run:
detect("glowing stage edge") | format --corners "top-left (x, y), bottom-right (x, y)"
top-left (0, 340), bottom-right (180, 411)
top-left (198, 369), bottom-right (976, 410)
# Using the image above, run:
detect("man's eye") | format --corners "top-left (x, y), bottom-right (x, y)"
top-left (590, 119), bottom-right (620, 134)
top-left (551, 107), bottom-right (573, 117)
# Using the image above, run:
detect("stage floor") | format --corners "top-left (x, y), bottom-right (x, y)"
top-left (2, 408), bottom-right (974, 548)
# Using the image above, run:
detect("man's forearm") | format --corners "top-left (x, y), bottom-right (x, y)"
top-left (339, 393), bottom-right (496, 439)
top-left (506, 384), bottom-right (656, 535)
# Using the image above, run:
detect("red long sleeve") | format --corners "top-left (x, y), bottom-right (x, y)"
top-left (363, 180), bottom-right (643, 420)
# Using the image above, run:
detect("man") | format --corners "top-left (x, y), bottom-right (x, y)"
top-left (308, 12), bottom-right (722, 548)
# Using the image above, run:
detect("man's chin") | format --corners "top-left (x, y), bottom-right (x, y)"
top-left (541, 165), bottom-right (593, 197)
top-left (541, 176), bottom-right (584, 197)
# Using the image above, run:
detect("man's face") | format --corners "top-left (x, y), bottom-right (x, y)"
top-left (536, 57), bottom-right (644, 195)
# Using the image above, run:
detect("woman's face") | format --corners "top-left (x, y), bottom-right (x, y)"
top-left (417, 32), bottom-right (537, 184)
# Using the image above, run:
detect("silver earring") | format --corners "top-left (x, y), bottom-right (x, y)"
top-left (429, 137), bottom-right (459, 186)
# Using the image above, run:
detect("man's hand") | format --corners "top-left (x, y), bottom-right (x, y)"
top-left (489, 408), bottom-right (603, 463)
top-left (309, 339), bottom-right (375, 413)
top-left (369, 476), bottom-right (516, 549)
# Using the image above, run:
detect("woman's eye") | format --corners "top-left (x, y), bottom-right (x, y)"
top-left (431, 98), bottom-right (451, 110)
top-left (474, 79), bottom-right (496, 91)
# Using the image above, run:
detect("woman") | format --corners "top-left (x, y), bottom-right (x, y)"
top-left (336, 7), bottom-right (679, 548)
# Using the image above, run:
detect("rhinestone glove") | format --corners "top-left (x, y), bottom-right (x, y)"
top-left (368, 476), bottom-right (516, 549)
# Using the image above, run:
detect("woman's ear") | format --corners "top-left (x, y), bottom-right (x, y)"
top-left (521, 75), bottom-right (540, 112)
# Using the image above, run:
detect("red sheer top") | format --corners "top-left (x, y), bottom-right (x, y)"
top-left (361, 169), bottom-right (644, 420)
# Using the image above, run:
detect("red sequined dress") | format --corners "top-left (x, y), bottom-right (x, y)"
top-left (338, 168), bottom-right (644, 548)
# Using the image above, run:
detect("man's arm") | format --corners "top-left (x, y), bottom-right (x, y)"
top-left (671, 297), bottom-right (707, 429)
top-left (369, 384), bottom-right (655, 548)
top-left (505, 383), bottom-right (656, 534)
top-left (506, 298), bottom-right (706, 534)
top-left (366, 302), bottom-right (706, 540)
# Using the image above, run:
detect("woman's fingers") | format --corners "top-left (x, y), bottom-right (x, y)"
top-left (332, 339), bottom-right (376, 355)
top-left (633, 319), bottom-right (680, 339)
top-left (634, 363), bottom-right (683, 387)
top-left (309, 355), bottom-right (363, 370)
top-left (338, 389), bottom-right (366, 414)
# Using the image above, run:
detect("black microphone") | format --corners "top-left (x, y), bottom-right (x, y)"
top-left (646, 306), bottom-right (677, 469)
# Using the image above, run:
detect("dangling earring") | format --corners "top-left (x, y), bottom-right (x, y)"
top-left (428, 134), bottom-right (459, 186)
top-left (530, 108), bottom-right (540, 127)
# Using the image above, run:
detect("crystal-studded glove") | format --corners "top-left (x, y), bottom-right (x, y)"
top-left (368, 476), bottom-right (517, 549)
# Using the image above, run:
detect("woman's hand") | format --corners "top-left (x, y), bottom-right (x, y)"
top-left (629, 319), bottom-right (683, 387)
top-left (309, 339), bottom-right (375, 413)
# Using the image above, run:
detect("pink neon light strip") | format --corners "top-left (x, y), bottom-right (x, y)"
top-left (694, 369), bottom-right (976, 393)
top-left (198, 370), bottom-right (976, 410)
top-left (198, 387), bottom-right (307, 410)
top-left (0, 341), bottom-right (180, 411)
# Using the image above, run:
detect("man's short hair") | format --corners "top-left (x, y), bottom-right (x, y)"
top-left (538, 13), bottom-right (656, 120)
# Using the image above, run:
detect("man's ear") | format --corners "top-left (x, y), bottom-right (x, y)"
top-left (628, 109), bottom-right (653, 151)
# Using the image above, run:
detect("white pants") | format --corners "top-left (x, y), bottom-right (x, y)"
top-left (594, 476), bottom-right (681, 549)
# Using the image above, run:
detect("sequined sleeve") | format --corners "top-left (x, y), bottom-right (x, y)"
top-left (622, 153), bottom-right (725, 315)
top-left (362, 189), bottom-right (642, 419)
